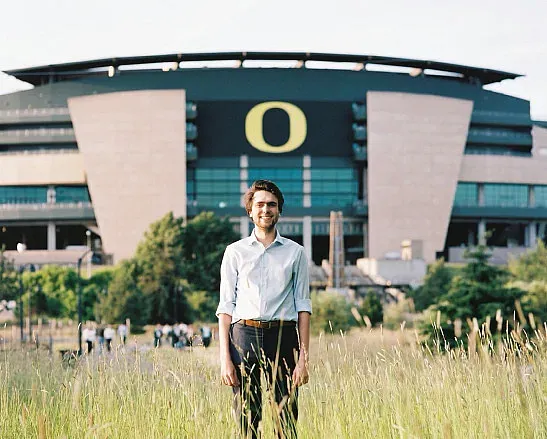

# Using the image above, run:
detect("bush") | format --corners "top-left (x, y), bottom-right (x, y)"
top-left (408, 259), bottom-right (454, 311)
top-left (186, 290), bottom-right (218, 322)
top-left (421, 246), bottom-right (527, 348)
top-left (358, 290), bottom-right (383, 326)
top-left (310, 290), bottom-right (354, 335)
top-left (383, 298), bottom-right (415, 330)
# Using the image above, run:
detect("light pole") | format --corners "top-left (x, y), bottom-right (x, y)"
top-left (86, 230), bottom-right (92, 278)
top-left (16, 243), bottom-right (35, 344)
top-left (17, 267), bottom-right (24, 343)
top-left (77, 248), bottom-right (92, 355)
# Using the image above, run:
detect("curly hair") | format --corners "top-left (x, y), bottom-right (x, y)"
top-left (243, 180), bottom-right (285, 214)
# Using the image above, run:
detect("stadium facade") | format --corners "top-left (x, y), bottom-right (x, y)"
top-left (1, 52), bottom-right (546, 268)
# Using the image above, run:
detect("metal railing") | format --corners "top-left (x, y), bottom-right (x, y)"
top-left (0, 148), bottom-right (78, 156)
top-left (0, 202), bottom-right (92, 210)
top-left (0, 108), bottom-right (70, 117)
top-left (0, 128), bottom-right (75, 138)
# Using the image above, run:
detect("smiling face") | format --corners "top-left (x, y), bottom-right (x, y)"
top-left (250, 190), bottom-right (280, 232)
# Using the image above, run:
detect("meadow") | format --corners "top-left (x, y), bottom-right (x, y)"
top-left (0, 327), bottom-right (546, 439)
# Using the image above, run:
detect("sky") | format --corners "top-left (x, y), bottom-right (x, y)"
top-left (0, 0), bottom-right (546, 120)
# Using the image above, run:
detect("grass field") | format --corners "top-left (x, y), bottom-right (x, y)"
top-left (1, 327), bottom-right (546, 438)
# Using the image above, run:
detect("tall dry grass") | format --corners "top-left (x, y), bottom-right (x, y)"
top-left (0, 327), bottom-right (545, 438)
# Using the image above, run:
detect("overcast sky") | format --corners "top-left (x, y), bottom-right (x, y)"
top-left (0, 0), bottom-right (545, 119)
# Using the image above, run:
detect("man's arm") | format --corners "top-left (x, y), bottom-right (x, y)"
top-left (216, 246), bottom-right (239, 387)
top-left (293, 311), bottom-right (310, 386)
top-left (218, 313), bottom-right (239, 387)
top-left (292, 247), bottom-right (312, 387)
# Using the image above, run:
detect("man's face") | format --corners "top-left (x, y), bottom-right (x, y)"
top-left (250, 190), bottom-right (280, 232)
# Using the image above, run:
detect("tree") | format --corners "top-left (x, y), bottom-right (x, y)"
top-left (359, 290), bottom-right (383, 326)
top-left (310, 290), bottom-right (354, 335)
top-left (134, 211), bottom-right (239, 324)
top-left (86, 268), bottom-right (115, 322)
top-left (185, 289), bottom-right (218, 322)
top-left (95, 260), bottom-right (150, 327)
top-left (181, 211), bottom-right (239, 294)
top-left (409, 259), bottom-right (454, 311)
top-left (0, 248), bottom-right (18, 302)
top-left (26, 266), bottom-right (79, 318)
top-left (134, 212), bottom-right (189, 323)
top-left (508, 240), bottom-right (547, 323)
top-left (508, 240), bottom-right (547, 281)
top-left (423, 245), bottom-right (526, 344)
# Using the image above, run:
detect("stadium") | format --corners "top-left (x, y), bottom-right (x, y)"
top-left (1, 52), bottom-right (546, 279)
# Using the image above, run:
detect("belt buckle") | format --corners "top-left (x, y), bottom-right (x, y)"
top-left (265, 321), bottom-right (272, 329)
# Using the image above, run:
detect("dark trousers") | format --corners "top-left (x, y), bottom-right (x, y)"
top-left (229, 321), bottom-right (299, 439)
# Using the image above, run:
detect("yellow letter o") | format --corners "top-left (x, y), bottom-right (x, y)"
top-left (245, 102), bottom-right (307, 153)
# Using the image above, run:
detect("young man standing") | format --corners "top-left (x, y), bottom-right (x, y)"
top-left (217, 180), bottom-right (312, 438)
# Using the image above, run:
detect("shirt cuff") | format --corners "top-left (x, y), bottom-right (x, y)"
top-left (295, 299), bottom-right (312, 314)
top-left (216, 302), bottom-right (235, 317)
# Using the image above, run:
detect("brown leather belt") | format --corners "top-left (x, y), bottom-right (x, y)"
top-left (237, 319), bottom-right (297, 329)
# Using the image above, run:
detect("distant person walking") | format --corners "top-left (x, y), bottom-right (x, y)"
top-left (97, 325), bottom-right (105, 353)
top-left (82, 326), bottom-right (96, 354)
top-left (217, 180), bottom-right (312, 439)
top-left (117, 323), bottom-right (128, 345)
top-left (153, 324), bottom-right (163, 348)
top-left (200, 325), bottom-right (212, 348)
top-left (104, 325), bottom-right (115, 352)
top-left (186, 324), bottom-right (195, 347)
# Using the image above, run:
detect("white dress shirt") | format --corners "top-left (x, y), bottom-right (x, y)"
top-left (216, 229), bottom-right (312, 322)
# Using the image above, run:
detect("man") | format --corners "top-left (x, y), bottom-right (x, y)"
top-left (153, 324), bottom-right (163, 348)
top-left (200, 324), bottom-right (212, 348)
top-left (82, 325), bottom-right (95, 354)
top-left (117, 323), bottom-right (128, 345)
top-left (103, 325), bottom-right (115, 352)
top-left (217, 180), bottom-right (312, 438)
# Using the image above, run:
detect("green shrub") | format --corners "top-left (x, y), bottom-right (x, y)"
top-left (310, 290), bottom-right (354, 335)
top-left (383, 298), bottom-right (415, 330)
top-left (358, 290), bottom-right (383, 326)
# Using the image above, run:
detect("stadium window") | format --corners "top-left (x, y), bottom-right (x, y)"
top-left (453, 183), bottom-right (478, 207)
top-left (0, 186), bottom-right (48, 205)
top-left (195, 168), bottom-right (241, 207)
top-left (310, 168), bottom-right (358, 207)
top-left (535, 186), bottom-right (547, 207)
top-left (483, 183), bottom-right (528, 208)
top-left (55, 186), bottom-right (91, 204)
top-left (247, 168), bottom-right (303, 207)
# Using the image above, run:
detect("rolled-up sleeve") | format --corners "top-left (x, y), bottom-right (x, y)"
top-left (293, 247), bottom-right (312, 314)
top-left (216, 246), bottom-right (238, 317)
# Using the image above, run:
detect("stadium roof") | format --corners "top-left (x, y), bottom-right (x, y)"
top-left (4, 52), bottom-right (522, 86)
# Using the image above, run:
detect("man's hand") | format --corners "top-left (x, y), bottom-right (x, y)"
top-left (221, 359), bottom-right (240, 387)
top-left (292, 357), bottom-right (309, 387)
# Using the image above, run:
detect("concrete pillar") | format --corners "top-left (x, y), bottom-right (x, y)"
top-left (538, 222), bottom-right (546, 240)
top-left (47, 222), bottom-right (56, 250)
top-left (47, 186), bottom-right (56, 204)
top-left (362, 167), bottom-right (368, 203)
top-left (303, 216), bottom-right (312, 262)
top-left (528, 222), bottom-right (537, 248)
top-left (478, 220), bottom-right (486, 245)
top-left (240, 216), bottom-right (250, 239)
top-left (468, 227), bottom-right (475, 246)
top-left (478, 183), bottom-right (485, 206)
top-left (363, 222), bottom-right (368, 257)
top-left (303, 155), bottom-right (311, 207)
top-left (240, 155), bottom-right (248, 208)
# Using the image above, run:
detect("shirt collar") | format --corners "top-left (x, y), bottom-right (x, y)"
top-left (248, 228), bottom-right (285, 246)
